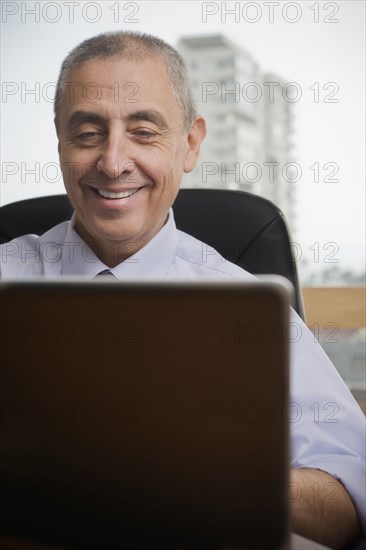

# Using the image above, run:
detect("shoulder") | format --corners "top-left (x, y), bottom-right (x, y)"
top-left (172, 229), bottom-right (256, 281)
top-left (0, 221), bottom-right (70, 278)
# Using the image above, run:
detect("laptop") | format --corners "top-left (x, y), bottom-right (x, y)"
top-left (0, 279), bottom-right (291, 549)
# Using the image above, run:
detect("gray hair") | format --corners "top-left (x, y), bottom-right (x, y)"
top-left (54, 31), bottom-right (197, 131)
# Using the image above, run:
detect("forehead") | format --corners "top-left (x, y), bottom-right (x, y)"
top-left (59, 57), bottom-right (181, 122)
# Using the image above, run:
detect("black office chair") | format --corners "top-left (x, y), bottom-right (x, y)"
top-left (0, 188), bottom-right (305, 319)
top-left (3, 192), bottom-right (366, 550)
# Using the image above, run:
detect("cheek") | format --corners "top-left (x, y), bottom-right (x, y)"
top-left (59, 139), bottom-right (93, 169)
top-left (135, 152), bottom-right (165, 183)
top-left (61, 152), bottom-right (95, 187)
top-left (140, 152), bottom-right (184, 188)
top-left (61, 163), bottom-right (83, 189)
top-left (139, 140), bottom-right (186, 178)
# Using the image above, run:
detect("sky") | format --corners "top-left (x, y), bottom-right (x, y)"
top-left (1, 0), bottom-right (365, 276)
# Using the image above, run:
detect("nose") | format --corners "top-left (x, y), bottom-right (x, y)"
top-left (96, 132), bottom-right (137, 181)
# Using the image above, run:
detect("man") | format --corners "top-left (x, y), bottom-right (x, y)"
top-left (0, 31), bottom-right (365, 547)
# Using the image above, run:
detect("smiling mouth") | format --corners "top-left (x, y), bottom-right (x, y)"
top-left (95, 188), bottom-right (141, 200)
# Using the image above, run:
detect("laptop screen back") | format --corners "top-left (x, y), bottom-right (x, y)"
top-left (0, 281), bottom-right (290, 549)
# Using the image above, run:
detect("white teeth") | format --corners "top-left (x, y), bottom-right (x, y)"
top-left (97, 188), bottom-right (139, 199)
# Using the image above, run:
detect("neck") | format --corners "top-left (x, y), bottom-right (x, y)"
top-left (74, 215), bottom-right (169, 268)
top-left (89, 239), bottom-right (142, 268)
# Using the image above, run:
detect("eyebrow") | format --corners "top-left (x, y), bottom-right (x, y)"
top-left (67, 111), bottom-right (107, 129)
top-left (66, 109), bottom-right (169, 130)
top-left (127, 109), bottom-right (168, 128)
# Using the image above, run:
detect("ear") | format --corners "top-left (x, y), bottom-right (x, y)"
top-left (54, 117), bottom-right (61, 155)
top-left (183, 116), bottom-right (207, 173)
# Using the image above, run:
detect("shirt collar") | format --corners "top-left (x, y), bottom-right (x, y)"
top-left (61, 209), bottom-right (179, 279)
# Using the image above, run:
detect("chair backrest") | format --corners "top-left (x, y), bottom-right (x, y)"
top-left (0, 189), bottom-right (305, 319)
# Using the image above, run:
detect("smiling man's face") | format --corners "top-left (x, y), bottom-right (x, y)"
top-left (56, 56), bottom-right (205, 266)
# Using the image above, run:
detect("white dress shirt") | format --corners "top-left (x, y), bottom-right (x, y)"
top-left (1, 209), bottom-right (365, 532)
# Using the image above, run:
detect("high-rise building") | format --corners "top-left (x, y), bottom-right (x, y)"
top-left (260, 72), bottom-right (296, 231)
top-left (178, 34), bottom-right (296, 232)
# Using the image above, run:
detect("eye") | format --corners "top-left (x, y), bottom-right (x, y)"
top-left (133, 129), bottom-right (156, 139)
top-left (78, 132), bottom-right (98, 139)
top-left (73, 130), bottom-right (104, 146)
